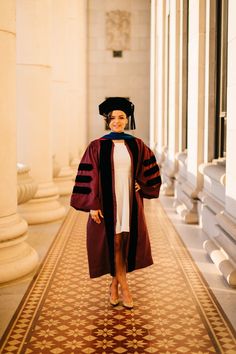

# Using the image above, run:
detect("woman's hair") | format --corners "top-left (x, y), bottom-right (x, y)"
top-left (104, 111), bottom-right (128, 125)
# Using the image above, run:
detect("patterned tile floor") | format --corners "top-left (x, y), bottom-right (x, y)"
top-left (0, 200), bottom-right (235, 353)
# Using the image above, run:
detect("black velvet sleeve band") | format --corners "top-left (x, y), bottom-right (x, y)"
top-left (78, 163), bottom-right (93, 171)
top-left (143, 155), bottom-right (156, 166)
top-left (75, 175), bottom-right (92, 183)
top-left (146, 176), bottom-right (162, 187)
top-left (144, 165), bottom-right (159, 177)
top-left (72, 186), bottom-right (91, 194)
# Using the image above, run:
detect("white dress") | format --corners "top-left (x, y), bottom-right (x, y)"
top-left (113, 141), bottom-right (132, 233)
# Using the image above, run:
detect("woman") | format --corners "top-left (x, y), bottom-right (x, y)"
top-left (70, 97), bottom-right (161, 309)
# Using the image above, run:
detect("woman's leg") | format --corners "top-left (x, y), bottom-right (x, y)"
top-left (112, 233), bottom-right (133, 305)
top-left (110, 234), bottom-right (120, 302)
top-left (110, 276), bottom-right (119, 302)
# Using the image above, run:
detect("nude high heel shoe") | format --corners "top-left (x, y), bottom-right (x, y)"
top-left (122, 299), bottom-right (134, 309)
top-left (121, 288), bottom-right (134, 309)
top-left (109, 284), bottom-right (119, 306)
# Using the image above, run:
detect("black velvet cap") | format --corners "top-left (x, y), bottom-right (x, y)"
top-left (99, 97), bottom-right (136, 129)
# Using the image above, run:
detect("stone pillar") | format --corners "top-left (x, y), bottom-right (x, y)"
top-left (16, 0), bottom-right (65, 224)
top-left (202, 0), bottom-right (236, 286)
top-left (161, 0), bottom-right (180, 196)
top-left (150, 0), bottom-right (156, 150)
top-left (0, 1), bottom-right (38, 283)
top-left (51, 0), bottom-right (74, 195)
top-left (174, 150), bottom-right (187, 209)
top-left (195, 0), bottom-right (236, 287)
top-left (225, 0), bottom-right (236, 221)
top-left (151, 0), bottom-right (167, 170)
top-left (68, 0), bottom-right (88, 171)
top-left (174, 0), bottom-right (188, 208)
top-left (175, 0), bottom-right (206, 223)
top-left (178, 0), bottom-right (188, 153)
top-left (202, 0), bottom-right (216, 163)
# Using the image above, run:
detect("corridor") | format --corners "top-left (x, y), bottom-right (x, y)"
top-left (1, 0), bottom-right (236, 352)
top-left (0, 197), bottom-right (235, 353)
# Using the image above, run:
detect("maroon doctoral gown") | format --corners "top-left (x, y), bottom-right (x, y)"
top-left (70, 137), bottom-right (162, 278)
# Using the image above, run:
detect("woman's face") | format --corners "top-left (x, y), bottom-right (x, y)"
top-left (108, 110), bottom-right (128, 133)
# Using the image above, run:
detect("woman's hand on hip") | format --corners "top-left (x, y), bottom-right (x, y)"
top-left (135, 181), bottom-right (141, 192)
top-left (90, 209), bottom-right (104, 224)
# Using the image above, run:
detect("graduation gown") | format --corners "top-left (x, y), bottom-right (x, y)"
top-left (70, 137), bottom-right (162, 278)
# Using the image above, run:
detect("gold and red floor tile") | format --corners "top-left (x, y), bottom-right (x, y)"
top-left (0, 201), bottom-right (235, 353)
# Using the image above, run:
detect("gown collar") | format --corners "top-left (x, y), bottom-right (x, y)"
top-left (102, 132), bottom-right (134, 140)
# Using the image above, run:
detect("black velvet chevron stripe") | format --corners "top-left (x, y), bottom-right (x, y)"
top-left (144, 164), bottom-right (159, 177)
top-left (146, 176), bottom-right (161, 186)
top-left (75, 175), bottom-right (92, 183)
top-left (143, 155), bottom-right (156, 166)
top-left (78, 163), bottom-right (93, 171)
top-left (72, 186), bottom-right (91, 194)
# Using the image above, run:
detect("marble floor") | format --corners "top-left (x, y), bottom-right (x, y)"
top-left (0, 195), bottom-right (235, 349)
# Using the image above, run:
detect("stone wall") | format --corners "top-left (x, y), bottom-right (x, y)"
top-left (88, 0), bottom-right (151, 145)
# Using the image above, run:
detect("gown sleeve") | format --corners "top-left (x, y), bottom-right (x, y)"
top-left (70, 141), bottom-right (101, 212)
top-left (137, 143), bottom-right (162, 199)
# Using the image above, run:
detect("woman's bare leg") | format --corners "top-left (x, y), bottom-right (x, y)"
top-left (110, 276), bottom-right (119, 302)
top-left (112, 233), bottom-right (133, 305)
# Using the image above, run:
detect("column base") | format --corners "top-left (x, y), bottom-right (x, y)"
top-left (162, 180), bottom-right (175, 196)
top-left (18, 182), bottom-right (65, 225)
top-left (174, 179), bottom-right (199, 224)
top-left (0, 214), bottom-right (38, 283)
top-left (17, 163), bottom-right (38, 204)
top-left (69, 155), bottom-right (80, 174)
top-left (176, 203), bottom-right (199, 224)
top-left (54, 166), bottom-right (74, 196)
top-left (161, 159), bottom-right (178, 197)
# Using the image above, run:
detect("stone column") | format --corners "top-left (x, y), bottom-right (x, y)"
top-left (175, 0), bottom-right (206, 223)
top-left (16, 0), bottom-right (65, 224)
top-left (225, 0), bottom-right (236, 223)
top-left (193, 0), bottom-right (236, 286)
top-left (178, 0), bottom-right (188, 153)
top-left (0, 1), bottom-right (38, 283)
top-left (204, 0), bottom-right (236, 286)
top-left (161, 0), bottom-right (180, 196)
top-left (51, 0), bottom-right (75, 194)
top-left (154, 0), bottom-right (168, 167)
top-left (68, 0), bottom-right (88, 171)
top-left (150, 0), bottom-right (157, 150)
top-left (174, 0), bottom-right (188, 208)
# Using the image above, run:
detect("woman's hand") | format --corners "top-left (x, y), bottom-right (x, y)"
top-left (135, 181), bottom-right (141, 192)
top-left (90, 209), bottom-right (104, 224)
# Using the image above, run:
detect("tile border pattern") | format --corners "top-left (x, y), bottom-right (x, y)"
top-left (0, 201), bottom-right (235, 353)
